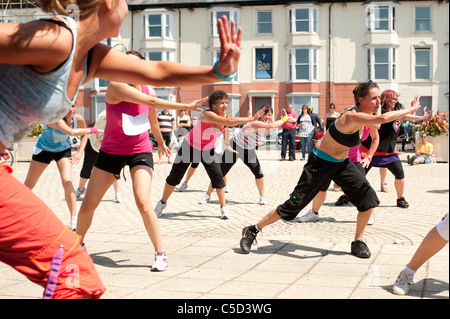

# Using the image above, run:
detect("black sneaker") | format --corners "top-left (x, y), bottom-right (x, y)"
top-left (397, 197), bottom-right (409, 208)
top-left (240, 226), bottom-right (258, 254)
top-left (351, 240), bottom-right (371, 258)
top-left (335, 194), bottom-right (350, 206)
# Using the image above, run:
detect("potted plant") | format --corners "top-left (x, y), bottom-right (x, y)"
top-left (15, 124), bottom-right (44, 162)
top-left (413, 111), bottom-right (449, 162)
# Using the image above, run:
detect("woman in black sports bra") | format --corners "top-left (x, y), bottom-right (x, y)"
top-left (240, 81), bottom-right (421, 259)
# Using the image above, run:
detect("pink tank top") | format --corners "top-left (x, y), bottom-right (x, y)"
top-left (101, 85), bottom-right (152, 155)
top-left (349, 126), bottom-right (370, 163)
top-left (185, 119), bottom-right (224, 151)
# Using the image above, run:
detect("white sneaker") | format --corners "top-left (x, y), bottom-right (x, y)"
top-left (393, 269), bottom-right (414, 295)
top-left (151, 252), bottom-right (168, 271)
top-left (298, 209), bottom-right (319, 223)
top-left (367, 213), bottom-right (375, 225)
top-left (225, 184), bottom-right (231, 193)
top-left (259, 196), bottom-right (268, 205)
top-left (179, 182), bottom-right (188, 192)
top-left (114, 193), bottom-right (123, 203)
top-left (154, 200), bottom-right (167, 218)
top-left (76, 188), bottom-right (85, 201)
top-left (70, 216), bottom-right (77, 231)
top-left (220, 206), bottom-right (231, 219)
top-left (198, 193), bottom-right (211, 204)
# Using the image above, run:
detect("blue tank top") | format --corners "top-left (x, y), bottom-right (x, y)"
top-left (35, 116), bottom-right (77, 153)
top-left (0, 16), bottom-right (87, 148)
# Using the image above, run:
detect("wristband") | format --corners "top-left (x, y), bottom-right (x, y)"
top-left (213, 61), bottom-right (237, 81)
top-left (89, 127), bottom-right (98, 134)
top-left (366, 155), bottom-right (372, 161)
top-left (282, 116), bottom-right (288, 123)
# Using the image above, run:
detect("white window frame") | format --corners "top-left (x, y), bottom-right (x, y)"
top-left (256, 9), bottom-right (272, 35)
top-left (414, 47), bottom-right (432, 81)
top-left (209, 8), bottom-right (240, 37)
top-left (366, 3), bottom-right (397, 32)
top-left (415, 6), bottom-right (431, 32)
top-left (288, 6), bottom-right (319, 34)
top-left (367, 47), bottom-right (397, 81)
top-left (142, 10), bottom-right (174, 40)
top-left (143, 50), bottom-right (175, 62)
top-left (287, 47), bottom-right (319, 82)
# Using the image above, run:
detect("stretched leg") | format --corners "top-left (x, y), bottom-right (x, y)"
top-left (76, 167), bottom-right (116, 244)
top-left (255, 177), bottom-right (264, 197)
top-left (24, 159), bottom-right (49, 190)
top-left (380, 168), bottom-right (389, 192)
top-left (407, 226), bottom-right (448, 271)
top-left (56, 157), bottom-right (77, 218)
top-left (130, 165), bottom-right (163, 252)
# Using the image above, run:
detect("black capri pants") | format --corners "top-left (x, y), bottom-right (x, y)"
top-left (365, 159), bottom-right (404, 180)
top-left (220, 139), bottom-right (264, 179)
top-left (277, 151), bottom-right (380, 221)
top-left (80, 140), bottom-right (98, 179)
top-left (166, 140), bottom-right (226, 189)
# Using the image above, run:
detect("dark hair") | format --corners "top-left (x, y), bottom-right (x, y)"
top-left (208, 90), bottom-right (229, 110)
top-left (353, 80), bottom-right (379, 106)
top-left (394, 101), bottom-right (404, 110)
top-left (126, 50), bottom-right (145, 60)
top-left (258, 104), bottom-right (272, 115)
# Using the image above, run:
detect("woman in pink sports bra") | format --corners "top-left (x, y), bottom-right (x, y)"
top-left (76, 51), bottom-right (206, 272)
top-left (155, 90), bottom-right (264, 220)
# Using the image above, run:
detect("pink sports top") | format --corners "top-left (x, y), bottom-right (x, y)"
top-left (101, 85), bottom-right (152, 155)
top-left (185, 118), bottom-right (224, 151)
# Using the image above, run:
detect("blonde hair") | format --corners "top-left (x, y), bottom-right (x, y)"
top-left (39, 0), bottom-right (103, 18)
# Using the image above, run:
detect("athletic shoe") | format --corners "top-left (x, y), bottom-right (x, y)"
top-left (367, 213), bottom-right (375, 225)
top-left (154, 200), bottom-right (167, 218)
top-left (351, 240), bottom-right (371, 258)
top-left (225, 184), bottom-right (231, 193)
top-left (76, 187), bottom-right (86, 201)
top-left (259, 196), bottom-right (268, 205)
top-left (70, 216), bottom-right (77, 231)
top-left (335, 194), bottom-right (350, 206)
top-left (240, 226), bottom-right (259, 254)
top-left (151, 252), bottom-right (168, 271)
top-left (114, 193), bottom-right (123, 203)
top-left (397, 197), bottom-right (409, 208)
top-left (393, 269), bottom-right (414, 295)
top-left (179, 182), bottom-right (188, 192)
top-left (198, 193), bottom-right (211, 204)
top-left (407, 155), bottom-right (416, 166)
top-left (220, 206), bottom-right (231, 219)
top-left (298, 209), bottom-right (319, 223)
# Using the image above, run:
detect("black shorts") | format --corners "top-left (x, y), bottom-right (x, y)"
top-left (31, 148), bottom-right (71, 164)
top-left (277, 152), bottom-right (379, 221)
top-left (94, 150), bottom-right (154, 178)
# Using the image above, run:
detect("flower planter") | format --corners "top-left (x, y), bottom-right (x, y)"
top-left (14, 137), bottom-right (37, 162)
top-left (415, 133), bottom-right (448, 163)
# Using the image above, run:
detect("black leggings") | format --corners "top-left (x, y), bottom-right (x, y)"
top-left (365, 159), bottom-right (404, 180)
top-left (220, 140), bottom-right (263, 179)
top-left (165, 140), bottom-right (226, 189)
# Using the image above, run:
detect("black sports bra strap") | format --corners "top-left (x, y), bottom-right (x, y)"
top-left (39, 18), bottom-right (72, 32)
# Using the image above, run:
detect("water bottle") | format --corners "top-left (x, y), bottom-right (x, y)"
top-left (430, 155), bottom-right (436, 164)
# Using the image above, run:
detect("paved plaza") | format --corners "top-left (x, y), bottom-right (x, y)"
top-left (0, 145), bottom-right (448, 302)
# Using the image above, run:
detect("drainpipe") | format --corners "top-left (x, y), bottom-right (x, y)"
top-left (327, 2), bottom-right (334, 111)
top-left (177, 7), bottom-right (182, 103)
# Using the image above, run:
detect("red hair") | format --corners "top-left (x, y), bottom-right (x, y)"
top-left (380, 90), bottom-right (398, 108)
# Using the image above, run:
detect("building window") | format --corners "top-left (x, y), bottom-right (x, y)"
top-left (288, 48), bottom-right (318, 82)
top-left (143, 50), bottom-right (175, 62)
top-left (255, 48), bottom-right (273, 79)
top-left (256, 10), bottom-right (272, 34)
top-left (366, 5), bottom-right (396, 32)
top-left (288, 7), bottom-right (318, 33)
top-left (415, 48), bottom-right (431, 80)
top-left (415, 7), bottom-right (431, 32)
top-left (210, 9), bottom-right (239, 36)
top-left (367, 47), bottom-right (397, 81)
top-left (287, 95), bottom-right (319, 114)
top-left (142, 12), bottom-right (173, 39)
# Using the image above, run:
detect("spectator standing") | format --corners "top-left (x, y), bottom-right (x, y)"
top-left (297, 105), bottom-right (316, 160)
top-left (157, 109), bottom-right (175, 164)
top-left (280, 103), bottom-right (297, 161)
